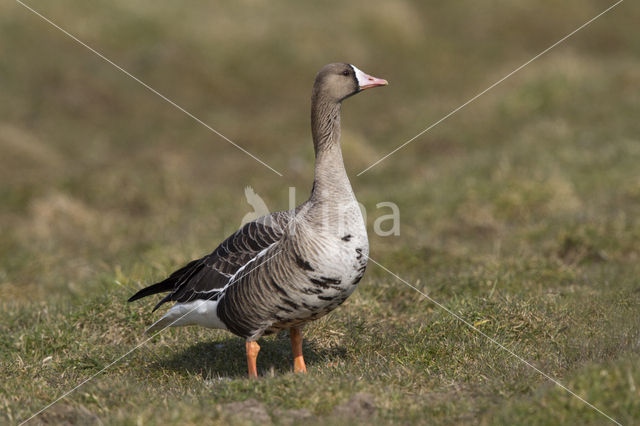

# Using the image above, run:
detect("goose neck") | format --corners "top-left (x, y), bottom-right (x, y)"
top-left (310, 97), bottom-right (352, 203)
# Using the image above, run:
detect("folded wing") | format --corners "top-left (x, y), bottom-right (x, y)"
top-left (128, 211), bottom-right (290, 311)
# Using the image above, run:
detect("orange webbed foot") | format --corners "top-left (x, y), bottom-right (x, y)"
top-left (246, 340), bottom-right (261, 378)
top-left (290, 327), bottom-right (307, 374)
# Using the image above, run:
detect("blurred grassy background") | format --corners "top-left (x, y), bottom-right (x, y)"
top-left (1, 0), bottom-right (639, 424)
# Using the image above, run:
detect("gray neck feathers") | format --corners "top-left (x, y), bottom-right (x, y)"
top-left (309, 91), bottom-right (353, 204)
top-left (311, 90), bottom-right (341, 155)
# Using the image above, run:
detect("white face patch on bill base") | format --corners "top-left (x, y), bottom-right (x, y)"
top-left (350, 64), bottom-right (389, 90)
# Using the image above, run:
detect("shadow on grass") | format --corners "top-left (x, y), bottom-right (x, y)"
top-left (156, 333), bottom-right (347, 379)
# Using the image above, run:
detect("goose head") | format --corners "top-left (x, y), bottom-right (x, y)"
top-left (313, 63), bottom-right (388, 103)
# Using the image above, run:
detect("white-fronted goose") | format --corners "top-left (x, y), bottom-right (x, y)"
top-left (129, 63), bottom-right (388, 377)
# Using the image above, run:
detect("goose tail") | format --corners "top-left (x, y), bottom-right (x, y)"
top-left (128, 259), bottom-right (201, 303)
top-left (128, 280), bottom-right (173, 303)
top-left (144, 300), bottom-right (228, 335)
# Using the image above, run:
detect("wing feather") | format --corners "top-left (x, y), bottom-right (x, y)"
top-left (128, 211), bottom-right (290, 310)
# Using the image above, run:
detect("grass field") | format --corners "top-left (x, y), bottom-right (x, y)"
top-left (2, 0), bottom-right (640, 424)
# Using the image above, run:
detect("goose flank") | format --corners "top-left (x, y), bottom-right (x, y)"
top-left (128, 63), bottom-right (388, 377)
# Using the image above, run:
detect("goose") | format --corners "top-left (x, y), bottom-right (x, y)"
top-left (128, 63), bottom-right (388, 377)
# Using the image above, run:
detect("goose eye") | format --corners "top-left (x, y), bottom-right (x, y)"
top-left (342, 70), bottom-right (350, 76)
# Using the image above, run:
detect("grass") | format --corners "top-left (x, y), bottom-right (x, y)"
top-left (2, 0), bottom-right (640, 424)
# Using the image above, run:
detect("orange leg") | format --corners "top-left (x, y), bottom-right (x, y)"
top-left (290, 326), bottom-right (307, 374)
top-left (246, 340), bottom-right (260, 378)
